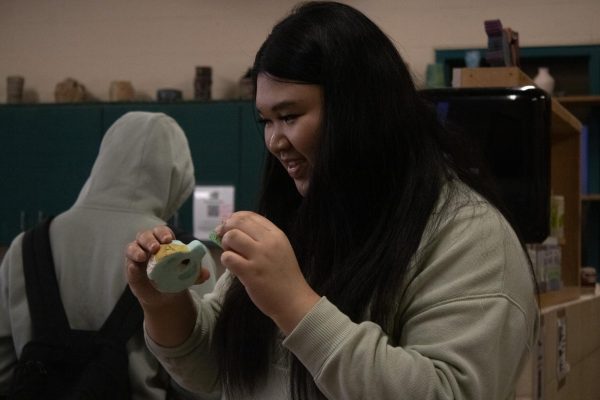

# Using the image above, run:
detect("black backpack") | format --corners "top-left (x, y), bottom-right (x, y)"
top-left (7, 217), bottom-right (143, 399)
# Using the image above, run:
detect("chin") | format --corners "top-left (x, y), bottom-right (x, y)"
top-left (295, 180), bottom-right (309, 197)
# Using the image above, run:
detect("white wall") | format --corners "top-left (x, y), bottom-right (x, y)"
top-left (1, 0), bottom-right (599, 103)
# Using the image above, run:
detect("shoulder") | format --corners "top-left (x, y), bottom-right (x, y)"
top-left (0, 233), bottom-right (25, 294)
top-left (402, 180), bottom-right (536, 317)
top-left (0, 232), bottom-right (30, 354)
top-left (396, 180), bottom-right (539, 371)
top-left (423, 179), bottom-right (522, 261)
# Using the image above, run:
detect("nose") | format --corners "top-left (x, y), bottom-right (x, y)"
top-left (267, 131), bottom-right (288, 153)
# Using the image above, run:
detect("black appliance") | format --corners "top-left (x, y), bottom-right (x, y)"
top-left (420, 86), bottom-right (551, 243)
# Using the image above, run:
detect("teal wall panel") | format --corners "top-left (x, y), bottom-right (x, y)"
top-left (239, 102), bottom-right (266, 212)
top-left (0, 101), bottom-right (264, 244)
top-left (0, 105), bottom-right (103, 244)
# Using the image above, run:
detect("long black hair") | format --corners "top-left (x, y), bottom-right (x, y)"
top-left (214, 2), bottom-right (525, 399)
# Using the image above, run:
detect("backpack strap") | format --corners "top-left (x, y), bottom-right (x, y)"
top-left (98, 285), bottom-right (143, 343)
top-left (22, 217), bottom-right (143, 344)
top-left (21, 216), bottom-right (71, 340)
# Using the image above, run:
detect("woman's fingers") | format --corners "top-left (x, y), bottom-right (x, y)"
top-left (126, 256), bottom-right (153, 288)
top-left (126, 225), bottom-right (175, 270)
top-left (125, 225), bottom-right (174, 293)
top-left (126, 241), bottom-right (148, 263)
top-left (220, 211), bottom-right (274, 242)
top-left (221, 228), bottom-right (257, 257)
top-left (133, 225), bottom-right (174, 255)
top-left (220, 249), bottom-right (251, 276)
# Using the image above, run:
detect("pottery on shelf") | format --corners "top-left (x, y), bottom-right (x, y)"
top-left (109, 81), bottom-right (135, 102)
top-left (533, 67), bottom-right (555, 95)
top-left (54, 78), bottom-right (87, 103)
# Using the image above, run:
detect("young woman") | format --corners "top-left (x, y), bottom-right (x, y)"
top-left (125, 2), bottom-right (539, 399)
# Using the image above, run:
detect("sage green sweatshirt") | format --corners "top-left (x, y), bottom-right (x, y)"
top-left (147, 181), bottom-right (539, 400)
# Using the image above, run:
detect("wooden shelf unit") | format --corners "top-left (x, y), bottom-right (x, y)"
top-left (457, 67), bottom-right (582, 308)
top-left (557, 95), bottom-right (600, 105)
top-left (557, 95), bottom-right (600, 123)
top-left (581, 194), bottom-right (600, 201)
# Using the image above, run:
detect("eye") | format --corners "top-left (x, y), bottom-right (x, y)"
top-left (281, 114), bottom-right (297, 124)
top-left (256, 117), bottom-right (271, 126)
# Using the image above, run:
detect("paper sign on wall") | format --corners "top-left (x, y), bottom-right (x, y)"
top-left (556, 309), bottom-right (570, 385)
top-left (193, 185), bottom-right (235, 240)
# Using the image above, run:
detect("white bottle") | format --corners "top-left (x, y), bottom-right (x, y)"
top-left (533, 67), bottom-right (555, 95)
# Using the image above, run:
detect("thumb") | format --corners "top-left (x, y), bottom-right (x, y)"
top-left (194, 267), bottom-right (211, 285)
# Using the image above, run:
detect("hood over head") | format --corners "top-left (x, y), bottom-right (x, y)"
top-left (74, 111), bottom-right (195, 220)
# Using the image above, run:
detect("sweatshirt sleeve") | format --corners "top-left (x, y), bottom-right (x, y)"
top-left (144, 271), bottom-right (231, 397)
top-left (283, 201), bottom-right (538, 400)
top-left (0, 236), bottom-right (22, 394)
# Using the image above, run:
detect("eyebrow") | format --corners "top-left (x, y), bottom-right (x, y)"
top-left (256, 100), bottom-right (298, 116)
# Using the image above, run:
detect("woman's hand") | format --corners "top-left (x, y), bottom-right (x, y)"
top-left (125, 225), bottom-right (210, 306)
top-left (217, 211), bottom-right (321, 334)
top-left (124, 225), bottom-right (211, 346)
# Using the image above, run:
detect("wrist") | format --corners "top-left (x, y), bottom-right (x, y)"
top-left (142, 291), bottom-right (198, 347)
top-left (275, 291), bottom-right (321, 335)
top-left (139, 291), bottom-right (190, 317)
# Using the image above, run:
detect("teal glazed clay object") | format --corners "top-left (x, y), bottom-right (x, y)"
top-left (208, 230), bottom-right (222, 248)
top-left (146, 240), bottom-right (207, 293)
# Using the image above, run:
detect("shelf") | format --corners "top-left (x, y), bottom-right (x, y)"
top-left (582, 194), bottom-right (600, 201)
top-left (539, 286), bottom-right (581, 309)
top-left (557, 95), bottom-right (600, 121)
top-left (557, 95), bottom-right (600, 105)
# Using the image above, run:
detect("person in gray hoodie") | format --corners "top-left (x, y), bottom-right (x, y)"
top-left (0, 111), bottom-right (218, 399)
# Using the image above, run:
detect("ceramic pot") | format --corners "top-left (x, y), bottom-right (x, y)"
top-left (109, 81), bottom-right (134, 102)
top-left (533, 67), bottom-right (555, 95)
top-left (194, 66), bottom-right (212, 101)
top-left (6, 76), bottom-right (25, 103)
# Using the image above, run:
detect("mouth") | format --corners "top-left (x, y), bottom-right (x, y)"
top-left (281, 158), bottom-right (304, 179)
